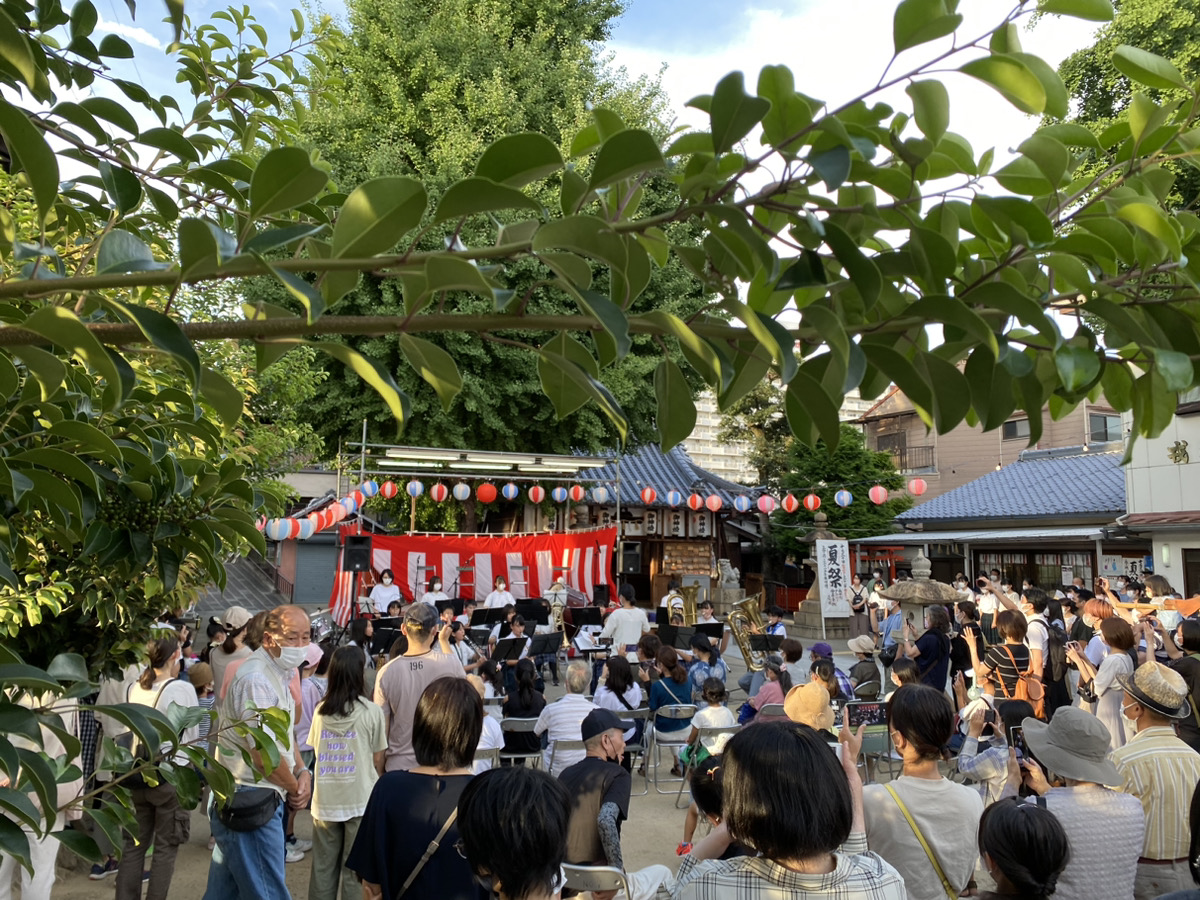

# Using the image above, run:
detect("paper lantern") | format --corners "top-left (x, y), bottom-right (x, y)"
top-left (502, 482), bottom-right (520, 501)
top-left (665, 490), bottom-right (683, 507)
top-left (380, 480), bottom-right (398, 499)
top-left (835, 490), bottom-right (853, 508)
top-left (452, 482), bottom-right (471, 502)
top-left (757, 495), bottom-right (777, 514)
top-left (330, 503), bottom-right (348, 523)
top-left (264, 518), bottom-right (290, 541)
top-left (705, 494), bottom-right (723, 511)
top-left (351, 490), bottom-right (366, 507)
top-left (868, 485), bottom-right (888, 505)
top-left (782, 493), bottom-right (799, 514)
top-left (529, 485), bottom-right (545, 503)
top-left (551, 486), bottom-right (568, 503)
top-left (733, 495), bottom-right (752, 513)
top-left (803, 493), bottom-right (821, 512)
top-left (908, 477), bottom-right (928, 496)
top-left (340, 496), bottom-right (358, 515)
top-left (296, 519), bottom-right (316, 540)
top-left (406, 479), bottom-right (424, 498)
top-left (687, 493), bottom-right (704, 511)
top-left (569, 484), bottom-right (586, 502)
top-left (361, 480), bottom-right (379, 497)
top-left (477, 483), bottom-right (498, 504)
top-left (430, 483), bottom-right (449, 502)
top-left (640, 486), bottom-right (657, 505)
top-left (256, 515), bottom-right (267, 532)
top-left (591, 486), bottom-right (610, 504)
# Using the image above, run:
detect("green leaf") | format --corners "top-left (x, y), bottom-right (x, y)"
top-left (98, 161), bottom-right (141, 216)
top-left (398, 334), bottom-right (462, 412)
top-left (959, 55), bottom-right (1046, 115)
top-left (1038, 0), bottom-right (1113, 19)
top-left (824, 222), bottom-right (881, 308)
top-left (0, 99), bottom-right (59, 223)
top-left (1055, 345), bottom-right (1102, 393)
top-left (475, 132), bottom-right (564, 188)
top-left (0, 817), bottom-right (29, 874)
top-left (248, 147), bottom-right (328, 222)
top-left (98, 33), bottom-right (133, 57)
top-left (537, 351), bottom-right (628, 443)
top-left (1010, 53), bottom-right (1069, 120)
top-left (21, 306), bottom-right (125, 408)
top-left (137, 127), bottom-right (199, 164)
top-left (893, 0), bottom-right (962, 53)
top-left (906, 80), bottom-right (950, 143)
top-left (640, 310), bottom-right (724, 389)
top-left (48, 420), bottom-right (122, 463)
top-left (917, 352), bottom-right (972, 432)
top-left (757, 65), bottom-right (815, 156)
top-left (10, 347), bottom-right (65, 402)
top-left (785, 370), bottom-right (841, 449)
top-left (543, 331), bottom-right (600, 379)
top-left (1112, 45), bottom-right (1189, 92)
top-left (1115, 202), bottom-right (1182, 259)
top-left (50, 101), bottom-right (107, 145)
top-left (52, 829), bottom-right (101, 864)
top-left (809, 145), bottom-right (851, 191)
top-left (79, 97), bottom-right (139, 134)
top-left (974, 195), bottom-right (1055, 246)
top-left (95, 231), bottom-right (168, 275)
top-left (588, 129), bottom-right (665, 190)
top-left (1154, 349), bottom-right (1194, 392)
top-left (572, 289), bottom-right (632, 362)
top-left (70, 1), bottom-right (97, 37)
top-left (0, 8), bottom-right (46, 98)
top-left (907, 296), bottom-right (999, 355)
top-left (532, 216), bottom-right (627, 271)
top-left (433, 177), bottom-right (541, 223)
top-left (105, 300), bottom-right (201, 390)
top-left (242, 224), bottom-right (327, 255)
top-left (654, 359), bottom-right (697, 453)
top-left (260, 260), bottom-right (325, 324)
top-left (538, 252), bottom-right (592, 290)
top-left (423, 256), bottom-right (494, 299)
top-left (330, 177), bottom-right (427, 260)
top-left (198, 367), bottom-right (244, 428)
top-left (709, 71), bottom-right (771, 155)
top-left (311, 342), bottom-right (410, 432)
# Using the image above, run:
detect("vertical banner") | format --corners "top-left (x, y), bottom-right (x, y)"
top-left (816, 539), bottom-right (851, 617)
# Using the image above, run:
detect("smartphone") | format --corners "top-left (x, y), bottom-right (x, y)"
top-left (983, 709), bottom-right (996, 725)
top-left (846, 701), bottom-right (888, 728)
top-left (1009, 725), bottom-right (1027, 758)
top-left (830, 699), bottom-right (845, 727)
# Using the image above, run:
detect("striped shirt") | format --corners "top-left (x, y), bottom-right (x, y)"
top-left (533, 693), bottom-right (597, 775)
top-left (1111, 725), bottom-right (1200, 859)
top-left (674, 832), bottom-right (905, 899)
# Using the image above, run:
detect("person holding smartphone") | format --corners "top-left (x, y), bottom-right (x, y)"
top-left (1066, 618), bottom-right (1135, 750)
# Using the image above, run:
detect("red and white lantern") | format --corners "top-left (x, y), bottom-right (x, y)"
top-left (529, 485), bottom-right (546, 503)
top-left (687, 493), bottom-right (704, 511)
top-left (803, 493), bottom-right (821, 512)
top-left (757, 495), bottom-right (777, 514)
top-left (908, 477), bottom-right (928, 496)
top-left (569, 484), bottom-right (586, 503)
top-left (430, 483), bottom-right (449, 502)
top-left (705, 494), bottom-right (723, 512)
top-left (868, 485), bottom-right (888, 505)
top-left (782, 493), bottom-right (799, 514)
top-left (640, 486), bottom-right (657, 506)
top-left (380, 480), bottom-right (398, 499)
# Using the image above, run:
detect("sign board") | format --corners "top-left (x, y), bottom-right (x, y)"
top-left (1102, 555), bottom-right (1150, 579)
top-left (816, 539), bottom-right (851, 617)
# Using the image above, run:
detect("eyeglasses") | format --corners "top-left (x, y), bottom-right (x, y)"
top-left (453, 839), bottom-right (468, 860)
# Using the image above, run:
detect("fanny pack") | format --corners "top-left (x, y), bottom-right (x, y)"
top-left (216, 787), bottom-right (280, 832)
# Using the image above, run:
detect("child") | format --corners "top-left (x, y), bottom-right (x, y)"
top-left (386, 599), bottom-right (402, 618)
top-left (678, 755), bottom-right (752, 858)
top-left (456, 599), bottom-right (477, 626)
top-left (187, 662), bottom-right (215, 746)
top-left (765, 606), bottom-right (787, 636)
top-left (679, 678), bottom-right (735, 770)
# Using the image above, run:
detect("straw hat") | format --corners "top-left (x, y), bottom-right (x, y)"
top-left (784, 682), bottom-right (835, 731)
top-left (848, 635), bottom-right (875, 655)
top-left (1116, 661), bottom-right (1191, 719)
top-left (1021, 707), bottom-right (1122, 786)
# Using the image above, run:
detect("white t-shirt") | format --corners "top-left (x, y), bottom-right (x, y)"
top-left (418, 590), bottom-right (448, 606)
top-left (473, 715), bottom-right (504, 774)
top-left (976, 589), bottom-right (999, 615)
top-left (308, 697), bottom-right (387, 822)
top-left (370, 582), bottom-right (401, 613)
top-left (600, 606), bottom-right (650, 658)
top-left (659, 593), bottom-right (684, 612)
top-left (692, 704), bottom-right (736, 754)
top-left (484, 589), bottom-right (514, 609)
top-left (593, 683), bottom-right (645, 741)
top-left (128, 678), bottom-right (199, 765)
top-left (1026, 613), bottom-right (1049, 656)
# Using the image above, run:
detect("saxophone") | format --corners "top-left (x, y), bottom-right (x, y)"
top-left (728, 593), bottom-right (767, 672)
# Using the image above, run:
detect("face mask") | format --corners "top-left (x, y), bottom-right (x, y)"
top-left (1121, 702), bottom-right (1140, 730)
top-left (276, 645), bottom-right (307, 669)
top-left (497, 582), bottom-right (506, 590)
top-left (382, 577), bottom-right (392, 584)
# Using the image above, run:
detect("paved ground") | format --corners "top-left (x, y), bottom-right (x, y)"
top-left (51, 624), bottom-right (869, 898)
top-left (195, 557), bottom-right (285, 619)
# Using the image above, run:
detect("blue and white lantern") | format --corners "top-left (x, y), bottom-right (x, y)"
top-left (591, 486), bottom-right (610, 505)
top-left (406, 479), bottom-right (424, 498)
top-left (361, 480), bottom-right (379, 497)
top-left (551, 486), bottom-right (568, 503)
top-left (834, 490), bottom-right (853, 507)
top-left (733, 494), bottom-right (752, 513)
top-left (452, 482), bottom-right (471, 501)
top-left (502, 482), bottom-right (520, 501)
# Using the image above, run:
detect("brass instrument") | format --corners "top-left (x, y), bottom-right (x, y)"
top-left (679, 583), bottom-right (701, 626)
top-left (728, 593), bottom-right (767, 672)
top-left (549, 595), bottom-right (568, 647)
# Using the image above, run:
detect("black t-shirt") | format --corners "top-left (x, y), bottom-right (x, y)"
top-left (983, 643), bottom-right (1031, 698)
top-left (1170, 655), bottom-right (1200, 753)
top-left (558, 755), bottom-right (630, 865)
top-left (502, 689), bottom-right (547, 752)
top-left (915, 630), bottom-right (951, 689)
top-left (346, 772), bottom-right (484, 900)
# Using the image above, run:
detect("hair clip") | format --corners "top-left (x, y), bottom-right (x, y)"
top-left (705, 765), bottom-right (720, 777)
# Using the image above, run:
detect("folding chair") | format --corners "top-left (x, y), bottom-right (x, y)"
top-left (854, 680), bottom-right (881, 700)
top-left (859, 724), bottom-right (901, 783)
top-left (547, 737), bottom-right (586, 776)
top-left (757, 703), bottom-right (785, 718)
top-left (648, 704), bottom-right (697, 794)
top-left (472, 747), bottom-right (500, 771)
top-left (562, 864), bottom-right (631, 899)
top-left (676, 724), bottom-right (740, 808)
top-left (621, 706), bottom-right (652, 796)
top-left (498, 717), bottom-right (542, 768)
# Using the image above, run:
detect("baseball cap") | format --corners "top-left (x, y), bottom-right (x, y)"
top-left (811, 641), bottom-right (833, 659)
top-left (580, 708), bottom-right (624, 741)
top-left (404, 603), bottom-right (439, 631)
top-left (222, 605), bottom-right (251, 631)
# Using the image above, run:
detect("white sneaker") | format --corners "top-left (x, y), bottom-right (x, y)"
top-left (286, 835), bottom-right (313, 853)
top-left (285, 845), bottom-right (305, 864)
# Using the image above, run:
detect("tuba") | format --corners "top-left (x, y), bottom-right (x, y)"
top-left (679, 583), bottom-right (701, 626)
top-left (728, 593), bottom-right (767, 672)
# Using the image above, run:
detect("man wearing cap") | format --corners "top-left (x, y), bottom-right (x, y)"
top-left (558, 709), bottom-right (673, 900)
top-left (1110, 661), bottom-right (1200, 899)
top-left (810, 642), bottom-right (854, 698)
top-left (373, 603), bottom-right (464, 772)
top-left (1013, 706), bottom-right (1145, 900)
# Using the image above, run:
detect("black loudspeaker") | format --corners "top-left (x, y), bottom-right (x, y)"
top-left (592, 584), bottom-right (610, 607)
top-left (343, 535), bottom-right (372, 572)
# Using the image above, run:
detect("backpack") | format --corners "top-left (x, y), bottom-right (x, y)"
top-left (998, 644), bottom-right (1045, 718)
top-left (1032, 619), bottom-right (1070, 684)
top-left (115, 680), bottom-right (171, 788)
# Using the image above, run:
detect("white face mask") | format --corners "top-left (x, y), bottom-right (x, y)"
top-left (276, 645), bottom-right (307, 669)
top-left (1121, 701), bottom-right (1140, 732)
top-left (497, 582), bottom-right (506, 591)
top-left (382, 576), bottom-right (393, 584)
top-left (431, 582), bottom-right (441, 592)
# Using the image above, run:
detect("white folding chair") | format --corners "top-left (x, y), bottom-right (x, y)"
top-left (547, 737), bottom-right (585, 776)
top-left (562, 864), bottom-right (631, 899)
top-left (498, 717), bottom-right (542, 768)
top-left (676, 724), bottom-right (741, 808)
top-left (472, 747), bottom-right (500, 772)
top-left (648, 704), bottom-right (697, 794)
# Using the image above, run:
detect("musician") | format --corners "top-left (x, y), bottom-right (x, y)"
top-left (488, 605), bottom-right (518, 650)
top-left (369, 569), bottom-right (400, 614)
top-left (439, 606), bottom-right (456, 628)
top-left (455, 599), bottom-right (477, 627)
top-left (658, 577), bottom-right (685, 620)
top-left (600, 585), bottom-right (650, 662)
top-left (495, 615), bottom-right (532, 692)
top-left (386, 600), bottom-right (402, 618)
top-left (418, 575), bottom-right (449, 607)
top-left (484, 575), bottom-right (515, 609)
top-left (449, 622), bottom-right (484, 674)
top-left (696, 599), bottom-right (731, 655)
top-left (765, 606), bottom-right (788, 637)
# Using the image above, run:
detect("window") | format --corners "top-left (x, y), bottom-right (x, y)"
top-left (1002, 418), bottom-right (1031, 441)
top-left (1034, 553), bottom-right (1092, 590)
top-left (1089, 413), bottom-right (1121, 443)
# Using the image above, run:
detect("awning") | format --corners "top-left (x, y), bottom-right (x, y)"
top-left (851, 526), bottom-right (1115, 546)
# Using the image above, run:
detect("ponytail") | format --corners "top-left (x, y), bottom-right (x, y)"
top-left (139, 636), bottom-right (179, 689)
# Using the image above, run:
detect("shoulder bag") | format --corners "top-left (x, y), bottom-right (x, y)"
top-left (884, 783), bottom-right (957, 900)
top-left (999, 644), bottom-right (1045, 717)
top-left (117, 680), bottom-right (172, 788)
top-left (396, 809), bottom-right (458, 899)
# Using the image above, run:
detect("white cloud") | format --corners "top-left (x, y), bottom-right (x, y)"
top-left (95, 17), bottom-right (164, 51)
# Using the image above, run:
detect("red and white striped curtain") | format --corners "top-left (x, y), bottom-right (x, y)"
top-left (329, 527), bottom-right (616, 625)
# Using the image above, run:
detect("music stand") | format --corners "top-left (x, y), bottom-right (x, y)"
top-left (451, 564), bottom-right (474, 598)
top-left (469, 627), bottom-right (492, 647)
top-left (694, 622), bottom-right (724, 643)
top-left (434, 599), bottom-right (455, 615)
top-left (470, 609), bottom-right (508, 627)
top-left (656, 624), bottom-right (696, 651)
top-left (515, 601), bottom-right (550, 626)
top-left (492, 637), bottom-right (528, 662)
top-left (414, 564), bottom-right (437, 603)
top-left (568, 607), bottom-right (603, 628)
top-left (748, 634), bottom-right (784, 653)
top-left (528, 631), bottom-right (565, 656)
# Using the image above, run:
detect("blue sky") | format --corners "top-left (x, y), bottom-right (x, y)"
top-left (609, 0), bottom-right (794, 52)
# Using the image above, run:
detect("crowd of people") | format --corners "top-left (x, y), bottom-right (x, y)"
top-left (21, 563), bottom-right (1200, 900)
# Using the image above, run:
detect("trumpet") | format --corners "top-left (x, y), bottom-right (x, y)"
top-left (728, 593), bottom-right (767, 672)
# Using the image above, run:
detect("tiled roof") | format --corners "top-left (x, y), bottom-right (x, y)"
top-left (896, 449), bottom-right (1125, 522)
top-left (1123, 511), bottom-right (1200, 526)
top-left (577, 444), bottom-right (756, 507)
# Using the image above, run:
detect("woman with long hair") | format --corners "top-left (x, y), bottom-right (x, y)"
top-left (115, 634), bottom-right (198, 900)
top-left (899, 604), bottom-right (953, 691)
top-left (346, 677), bottom-right (483, 900)
top-left (749, 656), bottom-right (793, 722)
top-left (976, 798), bottom-right (1070, 900)
top-left (1066, 616), bottom-right (1135, 749)
top-left (650, 646), bottom-right (694, 777)
top-left (501, 658), bottom-right (546, 761)
top-left (478, 658), bottom-right (505, 701)
top-left (593, 656), bottom-right (645, 754)
top-left (687, 632), bottom-right (728, 702)
top-left (862, 684), bottom-right (984, 900)
top-left (307, 646), bottom-right (387, 900)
